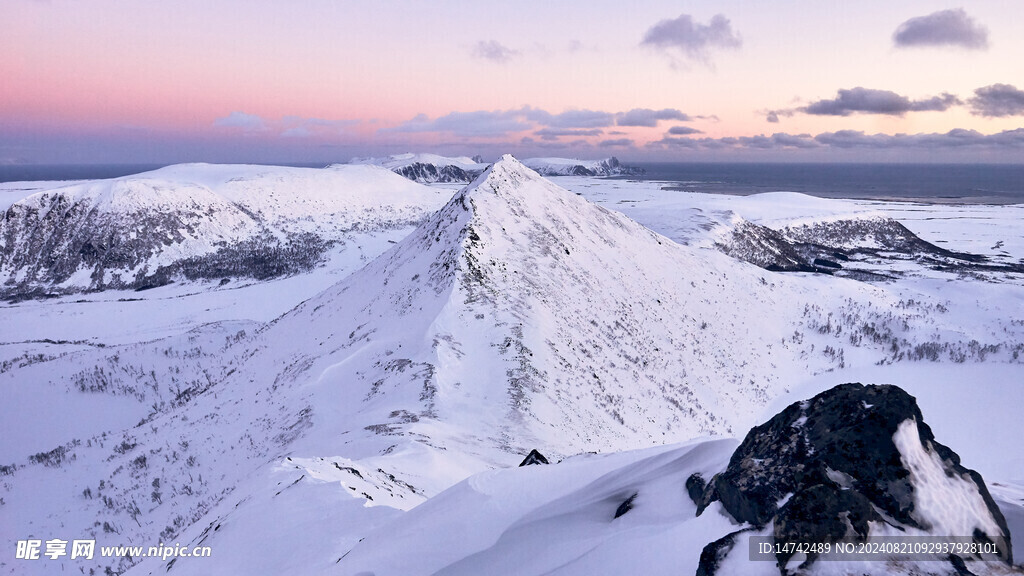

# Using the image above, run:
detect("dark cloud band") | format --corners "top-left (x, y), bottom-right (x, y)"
top-left (801, 88), bottom-right (961, 117)
top-left (969, 84), bottom-right (1024, 118)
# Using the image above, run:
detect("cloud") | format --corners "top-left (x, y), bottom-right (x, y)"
top-left (907, 93), bottom-right (963, 112)
top-left (387, 106), bottom-right (704, 140)
top-left (534, 128), bottom-right (604, 140)
top-left (667, 126), bottom-right (704, 135)
top-left (727, 133), bottom-right (819, 149)
top-left (616, 108), bottom-right (693, 127)
top-left (280, 116), bottom-right (358, 137)
top-left (648, 129), bottom-right (1024, 152)
top-left (969, 84), bottom-right (1024, 117)
top-left (800, 88), bottom-right (961, 116)
top-left (471, 40), bottom-right (520, 63)
top-left (282, 116), bottom-right (357, 129)
top-left (762, 133), bottom-right (820, 149)
top-left (212, 113), bottom-right (358, 138)
top-left (765, 109), bottom-right (795, 123)
top-left (213, 111), bottom-right (268, 132)
top-left (893, 8), bottom-right (989, 50)
top-left (525, 108), bottom-right (617, 128)
top-left (599, 138), bottom-right (634, 147)
top-left (652, 136), bottom-right (700, 148)
top-left (815, 128), bottom-right (1024, 149)
top-left (640, 13), bottom-right (741, 64)
top-left (387, 110), bottom-right (532, 137)
top-left (281, 127), bottom-right (312, 138)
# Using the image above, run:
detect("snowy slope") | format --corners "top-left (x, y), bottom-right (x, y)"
top-left (334, 439), bottom-right (740, 576)
top-left (258, 155), bottom-right (899, 459)
top-left (336, 385), bottom-right (1021, 576)
top-left (0, 180), bottom-right (83, 211)
top-left (0, 164), bottom-right (448, 297)
top-left (1, 158), bottom-right (1022, 576)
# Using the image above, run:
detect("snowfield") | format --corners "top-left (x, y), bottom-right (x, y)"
top-left (0, 157), bottom-right (1021, 575)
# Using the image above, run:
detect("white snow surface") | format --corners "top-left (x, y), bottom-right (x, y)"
top-left (894, 418), bottom-right (1004, 539)
top-left (0, 158), bottom-right (1021, 576)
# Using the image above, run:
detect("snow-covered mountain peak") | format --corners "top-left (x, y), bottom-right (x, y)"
top-left (259, 154), bottom-right (868, 478)
top-left (463, 154), bottom-right (562, 201)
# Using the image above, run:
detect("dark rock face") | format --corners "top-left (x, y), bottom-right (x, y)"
top-left (392, 163), bottom-right (481, 183)
top-left (600, 157), bottom-right (645, 176)
top-left (518, 449), bottom-right (549, 467)
top-left (526, 157), bottom-right (645, 178)
top-left (691, 383), bottom-right (1012, 574)
top-left (717, 215), bottom-right (1024, 282)
top-left (772, 484), bottom-right (878, 567)
top-left (695, 528), bottom-right (756, 576)
top-left (784, 218), bottom-right (979, 261)
top-left (0, 203), bottom-right (330, 299)
top-left (715, 220), bottom-right (818, 273)
top-left (613, 492), bottom-right (638, 519)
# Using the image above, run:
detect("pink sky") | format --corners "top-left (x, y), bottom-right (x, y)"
top-left (2, 0), bottom-right (1023, 164)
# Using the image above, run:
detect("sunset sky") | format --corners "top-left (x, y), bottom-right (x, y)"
top-left (2, 0), bottom-right (1023, 164)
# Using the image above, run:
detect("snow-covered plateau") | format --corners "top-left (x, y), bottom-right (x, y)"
top-left (0, 156), bottom-right (1021, 575)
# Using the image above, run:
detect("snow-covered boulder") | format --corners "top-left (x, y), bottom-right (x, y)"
top-left (519, 449), bottom-right (550, 466)
top-left (691, 383), bottom-right (1013, 574)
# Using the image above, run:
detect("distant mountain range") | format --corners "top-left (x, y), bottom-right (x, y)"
top-left (3, 158), bottom-right (1018, 303)
top-left (349, 153), bottom-right (488, 183)
top-left (349, 153), bottom-right (644, 183)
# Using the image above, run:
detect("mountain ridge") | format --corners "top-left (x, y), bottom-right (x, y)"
top-left (0, 164), bottom-right (447, 298)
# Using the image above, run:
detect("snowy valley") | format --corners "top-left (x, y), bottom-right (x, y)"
top-left (0, 156), bottom-right (1022, 576)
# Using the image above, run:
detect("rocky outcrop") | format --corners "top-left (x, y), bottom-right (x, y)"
top-left (716, 214), bottom-right (1024, 282)
top-left (519, 449), bottom-right (549, 467)
top-left (691, 383), bottom-right (1013, 575)
top-left (715, 219), bottom-right (819, 273)
top-left (391, 163), bottom-right (480, 184)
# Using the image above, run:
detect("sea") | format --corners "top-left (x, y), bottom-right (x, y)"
top-left (2, 162), bottom-right (1023, 204)
top-left (619, 163), bottom-right (1024, 204)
